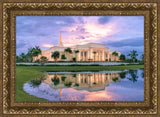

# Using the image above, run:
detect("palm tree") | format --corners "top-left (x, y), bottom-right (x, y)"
top-left (120, 54), bottom-right (126, 62)
top-left (16, 55), bottom-right (21, 62)
top-left (26, 48), bottom-right (33, 62)
top-left (112, 51), bottom-right (119, 61)
top-left (20, 53), bottom-right (26, 62)
top-left (40, 56), bottom-right (48, 65)
top-left (127, 50), bottom-right (138, 63)
top-left (51, 51), bottom-right (60, 62)
top-left (64, 47), bottom-right (72, 61)
top-left (61, 54), bottom-right (66, 61)
top-left (31, 46), bottom-right (41, 61)
top-left (93, 51), bottom-right (97, 62)
top-left (74, 50), bottom-right (79, 62)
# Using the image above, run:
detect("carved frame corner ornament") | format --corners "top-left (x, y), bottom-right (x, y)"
top-left (1, 1), bottom-right (158, 116)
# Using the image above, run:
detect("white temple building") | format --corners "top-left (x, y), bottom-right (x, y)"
top-left (35, 32), bottom-right (121, 62)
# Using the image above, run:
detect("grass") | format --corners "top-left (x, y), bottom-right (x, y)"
top-left (16, 64), bottom-right (144, 101)
top-left (16, 67), bottom-right (47, 101)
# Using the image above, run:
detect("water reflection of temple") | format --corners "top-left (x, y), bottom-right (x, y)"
top-left (43, 72), bottom-right (121, 92)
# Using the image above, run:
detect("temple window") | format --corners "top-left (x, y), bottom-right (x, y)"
top-left (84, 52), bottom-right (86, 56)
top-left (81, 52), bottom-right (83, 56)
top-left (81, 79), bottom-right (83, 83)
top-left (106, 54), bottom-right (108, 57)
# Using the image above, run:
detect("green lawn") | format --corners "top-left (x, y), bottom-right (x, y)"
top-left (16, 64), bottom-right (144, 101)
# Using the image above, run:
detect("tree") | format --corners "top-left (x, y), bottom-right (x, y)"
top-left (16, 55), bottom-right (23, 62)
top-left (61, 54), bottom-right (66, 61)
top-left (40, 56), bottom-right (48, 65)
top-left (25, 48), bottom-right (33, 62)
top-left (51, 51), bottom-right (60, 62)
top-left (72, 57), bottom-right (76, 62)
top-left (74, 50), bottom-right (79, 62)
top-left (16, 46), bottom-right (41, 63)
top-left (127, 70), bottom-right (138, 83)
top-left (93, 51), bottom-right (97, 62)
top-left (30, 46), bottom-right (41, 61)
top-left (20, 53), bottom-right (26, 62)
top-left (120, 54), bottom-right (126, 61)
top-left (127, 50), bottom-right (138, 63)
top-left (51, 76), bottom-right (60, 86)
top-left (64, 47), bottom-right (72, 61)
top-left (119, 72), bottom-right (126, 79)
top-left (112, 51), bottom-right (119, 61)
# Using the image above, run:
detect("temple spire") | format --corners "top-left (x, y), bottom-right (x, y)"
top-left (58, 31), bottom-right (64, 47)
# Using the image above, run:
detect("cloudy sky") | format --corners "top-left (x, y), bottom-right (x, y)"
top-left (16, 16), bottom-right (144, 59)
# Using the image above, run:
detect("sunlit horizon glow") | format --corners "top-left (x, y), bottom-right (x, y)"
top-left (42, 44), bottom-right (54, 48)
top-left (16, 16), bottom-right (144, 58)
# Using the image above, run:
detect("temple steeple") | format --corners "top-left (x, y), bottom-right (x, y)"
top-left (58, 31), bottom-right (64, 47)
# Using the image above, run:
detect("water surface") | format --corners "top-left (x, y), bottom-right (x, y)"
top-left (23, 69), bottom-right (144, 101)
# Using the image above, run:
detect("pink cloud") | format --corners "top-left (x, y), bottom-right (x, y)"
top-left (61, 17), bottom-right (120, 46)
top-left (84, 91), bottom-right (112, 101)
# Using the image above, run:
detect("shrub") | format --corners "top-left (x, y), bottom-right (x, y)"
top-left (88, 58), bottom-right (93, 61)
top-left (61, 54), bottom-right (66, 60)
top-left (120, 64), bottom-right (125, 66)
top-left (72, 57), bottom-right (76, 62)
top-left (74, 83), bottom-right (79, 87)
top-left (61, 76), bottom-right (67, 82)
top-left (34, 59), bottom-right (40, 63)
top-left (29, 79), bottom-right (41, 87)
top-left (64, 82), bottom-right (72, 87)
top-left (112, 77), bottom-right (119, 82)
top-left (51, 77), bottom-right (60, 85)
top-left (72, 74), bottom-right (77, 78)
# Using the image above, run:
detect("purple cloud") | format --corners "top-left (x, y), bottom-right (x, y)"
top-left (16, 16), bottom-right (144, 56)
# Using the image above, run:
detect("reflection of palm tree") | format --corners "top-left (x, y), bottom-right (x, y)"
top-left (61, 76), bottom-right (66, 82)
top-left (127, 70), bottom-right (138, 83)
top-left (51, 74), bottom-right (60, 85)
top-left (112, 77), bottom-right (119, 82)
top-left (141, 70), bottom-right (144, 78)
top-left (119, 72), bottom-right (126, 79)
top-left (64, 82), bottom-right (72, 87)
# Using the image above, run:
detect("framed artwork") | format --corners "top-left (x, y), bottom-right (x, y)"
top-left (0, 0), bottom-right (160, 116)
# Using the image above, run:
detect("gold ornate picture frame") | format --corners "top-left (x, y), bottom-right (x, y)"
top-left (0, 0), bottom-right (160, 116)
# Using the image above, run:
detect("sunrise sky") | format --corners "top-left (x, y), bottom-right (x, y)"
top-left (16, 16), bottom-right (144, 58)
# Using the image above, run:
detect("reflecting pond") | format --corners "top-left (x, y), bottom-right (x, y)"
top-left (23, 69), bottom-right (144, 101)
